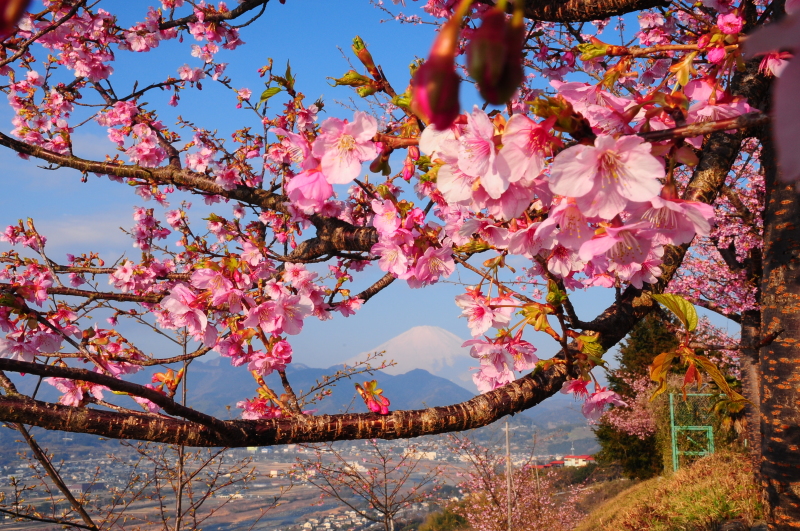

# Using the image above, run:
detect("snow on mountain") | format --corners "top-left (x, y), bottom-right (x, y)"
top-left (347, 325), bottom-right (477, 387)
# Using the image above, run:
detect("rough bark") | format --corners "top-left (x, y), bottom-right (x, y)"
top-left (741, 307), bottom-right (763, 472)
top-left (759, 129), bottom-right (800, 530)
top-left (159, 0), bottom-right (675, 26)
top-left (519, 0), bottom-right (670, 22)
top-left (0, 358), bottom-right (577, 447)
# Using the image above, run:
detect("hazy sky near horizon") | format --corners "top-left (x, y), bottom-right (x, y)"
top-left (0, 1), bottom-right (738, 382)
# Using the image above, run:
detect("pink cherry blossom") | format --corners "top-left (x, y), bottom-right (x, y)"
top-left (759, 52), bottom-right (792, 77)
top-left (285, 169), bottom-right (334, 215)
top-left (455, 289), bottom-right (514, 337)
top-left (178, 64), bottom-right (205, 82)
top-left (627, 193), bottom-right (715, 245)
top-left (312, 112), bottom-right (378, 185)
top-left (458, 107), bottom-right (506, 199)
top-left (413, 244), bottom-right (456, 287)
top-left (717, 12), bottom-right (743, 34)
top-left (496, 115), bottom-right (558, 184)
top-left (744, 11), bottom-right (800, 181)
top-left (371, 199), bottom-right (401, 235)
top-left (467, 339), bottom-right (516, 393)
top-left (295, 104), bottom-right (318, 132)
top-left (371, 241), bottom-right (411, 277)
top-left (0, 333), bottom-right (38, 362)
top-left (270, 127), bottom-right (318, 170)
top-left (243, 293), bottom-right (313, 336)
top-left (549, 135), bottom-right (664, 220)
top-left (582, 387), bottom-right (627, 421)
top-left (435, 152), bottom-right (478, 206)
top-left (553, 81), bottom-right (634, 134)
top-left (419, 121), bottom-right (461, 161)
top-left (534, 198), bottom-right (594, 251)
top-left (546, 245), bottom-right (583, 278)
top-left (560, 378), bottom-right (590, 399)
top-left (160, 283), bottom-right (209, 339)
top-left (616, 246), bottom-right (664, 288)
top-left (237, 397), bottom-right (282, 420)
top-left (248, 339), bottom-right (293, 376)
top-left (500, 330), bottom-right (539, 372)
top-left (502, 220), bottom-right (550, 260)
top-left (46, 377), bottom-right (107, 407)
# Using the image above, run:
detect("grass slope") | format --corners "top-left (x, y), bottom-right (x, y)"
top-left (575, 452), bottom-right (764, 531)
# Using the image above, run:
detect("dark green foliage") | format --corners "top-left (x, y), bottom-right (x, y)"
top-left (551, 462), bottom-right (600, 488)
top-left (595, 314), bottom-right (679, 479)
top-left (418, 508), bottom-right (468, 531)
top-left (609, 313), bottom-right (680, 396)
top-left (594, 421), bottom-right (662, 480)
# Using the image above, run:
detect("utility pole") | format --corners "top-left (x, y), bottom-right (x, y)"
top-left (505, 420), bottom-right (513, 531)
top-left (532, 426), bottom-right (541, 497)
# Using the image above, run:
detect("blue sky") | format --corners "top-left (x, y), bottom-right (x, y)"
top-left (0, 1), bottom-right (737, 380)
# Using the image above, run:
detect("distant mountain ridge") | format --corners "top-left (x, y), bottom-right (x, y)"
top-left (347, 325), bottom-right (477, 386)
top-left (10, 359), bottom-right (477, 419)
top-left (185, 360), bottom-right (478, 417)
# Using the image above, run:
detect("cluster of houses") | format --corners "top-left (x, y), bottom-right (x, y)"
top-left (298, 510), bottom-right (371, 531)
top-left (535, 454), bottom-right (596, 469)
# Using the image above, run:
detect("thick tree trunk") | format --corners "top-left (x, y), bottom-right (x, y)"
top-left (740, 308), bottom-right (763, 472)
top-left (759, 133), bottom-right (800, 530)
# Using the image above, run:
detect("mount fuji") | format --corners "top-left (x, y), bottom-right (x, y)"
top-left (346, 325), bottom-right (478, 387)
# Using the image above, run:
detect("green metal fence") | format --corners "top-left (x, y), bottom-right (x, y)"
top-left (669, 393), bottom-right (716, 471)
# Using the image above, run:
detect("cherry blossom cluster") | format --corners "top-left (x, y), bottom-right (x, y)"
top-left (600, 373), bottom-right (658, 439)
top-left (449, 435), bottom-right (584, 531)
top-left (0, 0), bottom-right (771, 426)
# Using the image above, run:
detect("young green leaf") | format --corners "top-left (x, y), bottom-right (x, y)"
top-left (652, 293), bottom-right (698, 332)
top-left (258, 86), bottom-right (283, 109)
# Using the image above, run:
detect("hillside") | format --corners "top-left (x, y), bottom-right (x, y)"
top-left (575, 452), bottom-right (765, 531)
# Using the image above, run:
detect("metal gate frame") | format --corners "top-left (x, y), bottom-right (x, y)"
top-left (669, 393), bottom-right (716, 471)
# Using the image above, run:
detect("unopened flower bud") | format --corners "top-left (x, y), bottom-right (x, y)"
top-left (352, 35), bottom-right (380, 79)
top-left (0, 0), bottom-right (31, 38)
top-left (402, 157), bottom-right (415, 181)
top-left (410, 0), bottom-right (473, 129)
top-left (660, 181), bottom-right (680, 200)
top-left (466, 3), bottom-right (525, 105)
top-left (357, 85), bottom-right (379, 97)
top-left (369, 148), bottom-right (392, 175)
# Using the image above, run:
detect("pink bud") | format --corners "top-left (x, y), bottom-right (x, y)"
top-left (0, 0), bottom-right (31, 38)
top-left (410, 54), bottom-right (461, 130)
top-left (410, 0), bottom-right (473, 129)
top-left (707, 46), bottom-right (726, 64)
top-left (402, 157), bottom-right (415, 181)
top-left (465, 5), bottom-right (525, 105)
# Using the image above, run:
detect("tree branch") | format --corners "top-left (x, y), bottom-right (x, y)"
top-left (637, 112), bottom-right (769, 143)
top-left (0, 131), bottom-right (284, 212)
top-left (0, 357), bottom-right (576, 446)
top-left (521, 0), bottom-right (671, 22)
top-left (0, 359), bottom-right (233, 440)
top-left (159, 0), bottom-right (272, 30)
top-left (0, 508), bottom-right (95, 530)
top-left (15, 424), bottom-right (99, 531)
